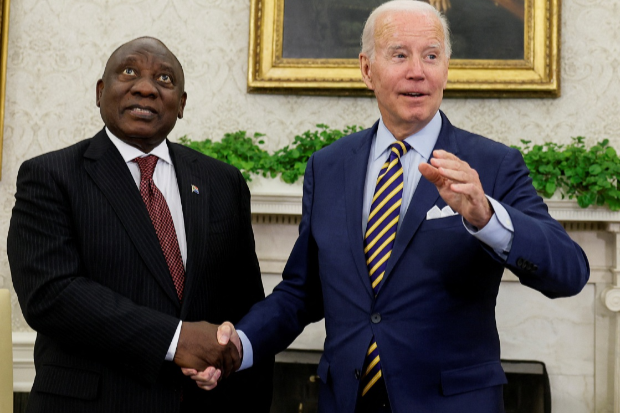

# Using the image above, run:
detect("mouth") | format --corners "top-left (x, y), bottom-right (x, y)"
top-left (125, 105), bottom-right (158, 119)
top-left (402, 92), bottom-right (425, 98)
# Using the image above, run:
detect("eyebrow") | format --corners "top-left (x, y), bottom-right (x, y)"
top-left (119, 56), bottom-right (176, 73)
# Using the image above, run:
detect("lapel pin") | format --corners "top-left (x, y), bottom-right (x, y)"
top-left (191, 184), bottom-right (199, 194)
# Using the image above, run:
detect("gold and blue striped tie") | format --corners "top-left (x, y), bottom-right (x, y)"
top-left (361, 140), bottom-right (411, 397)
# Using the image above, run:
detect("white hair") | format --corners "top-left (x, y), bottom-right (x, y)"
top-left (360, 0), bottom-right (452, 61)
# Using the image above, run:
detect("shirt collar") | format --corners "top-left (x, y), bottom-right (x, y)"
top-left (105, 127), bottom-right (172, 165)
top-left (374, 111), bottom-right (442, 162)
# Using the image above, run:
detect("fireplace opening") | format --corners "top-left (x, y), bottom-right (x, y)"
top-left (271, 351), bottom-right (550, 413)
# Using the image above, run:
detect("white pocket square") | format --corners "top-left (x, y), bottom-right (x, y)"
top-left (426, 205), bottom-right (459, 220)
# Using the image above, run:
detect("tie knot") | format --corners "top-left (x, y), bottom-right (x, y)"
top-left (390, 141), bottom-right (411, 159)
top-left (134, 155), bottom-right (159, 180)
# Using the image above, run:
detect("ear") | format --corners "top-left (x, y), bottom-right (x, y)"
top-left (96, 80), bottom-right (104, 108)
top-left (177, 92), bottom-right (187, 119)
top-left (359, 53), bottom-right (374, 91)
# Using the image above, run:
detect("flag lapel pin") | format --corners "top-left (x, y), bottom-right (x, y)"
top-left (191, 184), bottom-right (199, 194)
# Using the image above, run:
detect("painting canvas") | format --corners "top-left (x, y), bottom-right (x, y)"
top-left (248, 0), bottom-right (559, 97)
top-left (281, 0), bottom-right (524, 60)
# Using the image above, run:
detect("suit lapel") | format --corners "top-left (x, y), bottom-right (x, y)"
top-left (83, 130), bottom-right (181, 307)
top-left (384, 112), bottom-right (460, 279)
top-left (168, 144), bottom-right (208, 317)
top-left (344, 123), bottom-right (379, 299)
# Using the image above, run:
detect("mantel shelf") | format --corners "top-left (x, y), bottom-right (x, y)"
top-left (251, 192), bottom-right (620, 223)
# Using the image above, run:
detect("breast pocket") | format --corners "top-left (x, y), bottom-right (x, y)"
top-left (418, 214), bottom-right (463, 232)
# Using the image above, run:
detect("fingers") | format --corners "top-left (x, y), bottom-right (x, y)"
top-left (181, 368), bottom-right (198, 376)
top-left (428, 150), bottom-right (476, 185)
top-left (190, 367), bottom-right (222, 391)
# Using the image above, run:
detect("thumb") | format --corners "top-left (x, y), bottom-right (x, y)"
top-left (419, 162), bottom-right (442, 185)
top-left (217, 322), bottom-right (234, 345)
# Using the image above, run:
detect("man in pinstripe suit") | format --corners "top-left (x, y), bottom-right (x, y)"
top-left (8, 37), bottom-right (272, 412)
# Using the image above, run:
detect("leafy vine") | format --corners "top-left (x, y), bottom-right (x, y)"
top-left (512, 137), bottom-right (620, 210)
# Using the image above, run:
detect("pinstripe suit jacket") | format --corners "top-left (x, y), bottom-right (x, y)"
top-left (8, 129), bottom-right (273, 413)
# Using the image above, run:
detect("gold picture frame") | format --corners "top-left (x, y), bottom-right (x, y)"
top-left (0, 0), bottom-right (9, 179)
top-left (248, 0), bottom-right (560, 98)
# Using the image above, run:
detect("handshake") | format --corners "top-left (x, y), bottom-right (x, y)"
top-left (173, 320), bottom-right (240, 390)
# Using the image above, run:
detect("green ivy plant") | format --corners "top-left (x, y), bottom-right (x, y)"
top-left (179, 131), bottom-right (270, 182)
top-left (179, 124), bottom-right (361, 183)
top-left (512, 137), bottom-right (620, 211)
top-left (180, 129), bottom-right (620, 211)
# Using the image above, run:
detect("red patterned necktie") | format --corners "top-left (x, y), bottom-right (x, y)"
top-left (134, 155), bottom-right (185, 300)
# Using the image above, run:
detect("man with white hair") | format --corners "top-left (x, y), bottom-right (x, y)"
top-left (186, 1), bottom-right (589, 412)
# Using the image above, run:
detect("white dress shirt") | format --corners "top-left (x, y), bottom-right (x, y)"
top-left (106, 128), bottom-right (184, 361)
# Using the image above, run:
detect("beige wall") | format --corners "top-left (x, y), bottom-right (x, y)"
top-left (1, 0), bottom-right (620, 331)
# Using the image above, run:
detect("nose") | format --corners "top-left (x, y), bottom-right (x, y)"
top-left (406, 57), bottom-right (425, 80)
top-left (130, 76), bottom-right (159, 98)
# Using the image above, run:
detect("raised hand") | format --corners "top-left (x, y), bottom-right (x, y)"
top-left (419, 149), bottom-right (493, 229)
top-left (182, 321), bottom-right (241, 391)
top-left (173, 321), bottom-right (240, 380)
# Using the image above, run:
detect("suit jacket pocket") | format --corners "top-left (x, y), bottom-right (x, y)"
top-left (441, 361), bottom-right (507, 396)
top-left (418, 214), bottom-right (462, 232)
top-left (33, 364), bottom-right (100, 400)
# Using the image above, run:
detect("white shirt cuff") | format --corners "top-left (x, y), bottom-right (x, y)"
top-left (463, 197), bottom-right (514, 259)
top-left (165, 321), bottom-right (182, 361)
top-left (237, 330), bottom-right (254, 371)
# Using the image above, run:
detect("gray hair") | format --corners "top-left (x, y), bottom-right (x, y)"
top-left (360, 0), bottom-right (452, 61)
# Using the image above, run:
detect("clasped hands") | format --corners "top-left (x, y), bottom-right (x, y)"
top-left (173, 321), bottom-right (241, 390)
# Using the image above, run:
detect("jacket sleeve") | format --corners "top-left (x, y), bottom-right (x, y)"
top-left (237, 154), bottom-right (325, 363)
top-left (8, 158), bottom-right (179, 384)
top-left (491, 147), bottom-right (590, 298)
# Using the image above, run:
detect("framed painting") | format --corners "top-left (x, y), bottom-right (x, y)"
top-left (0, 0), bottom-right (9, 179)
top-left (247, 0), bottom-right (560, 97)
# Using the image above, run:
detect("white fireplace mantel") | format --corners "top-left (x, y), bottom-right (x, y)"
top-left (249, 189), bottom-right (620, 413)
top-left (251, 192), bottom-right (620, 223)
top-left (12, 190), bottom-right (620, 412)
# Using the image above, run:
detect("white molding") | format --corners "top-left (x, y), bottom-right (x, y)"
top-left (251, 194), bottom-right (302, 215)
top-left (12, 332), bottom-right (35, 392)
top-left (251, 193), bottom-right (620, 222)
top-left (545, 199), bottom-right (620, 222)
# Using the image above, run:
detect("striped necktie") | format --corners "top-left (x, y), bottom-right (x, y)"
top-left (361, 140), bottom-right (411, 397)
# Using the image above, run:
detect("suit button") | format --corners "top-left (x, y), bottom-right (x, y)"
top-left (355, 369), bottom-right (361, 380)
top-left (371, 313), bottom-right (381, 324)
top-left (517, 257), bottom-right (524, 268)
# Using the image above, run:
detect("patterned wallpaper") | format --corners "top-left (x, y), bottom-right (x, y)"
top-left (1, 0), bottom-right (619, 331)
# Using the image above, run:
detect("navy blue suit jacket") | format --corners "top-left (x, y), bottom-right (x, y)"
top-left (238, 112), bottom-right (589, 413)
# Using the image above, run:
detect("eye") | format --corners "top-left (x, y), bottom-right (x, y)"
top-left (122, 68), bottom-right (136, 75)
top-left (159, 74), bottom-right (172, 84)
top-left (428, 54), bottom-right (437, 60)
